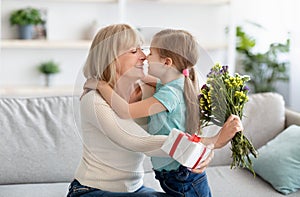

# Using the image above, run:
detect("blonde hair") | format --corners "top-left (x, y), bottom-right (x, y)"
top-left (83, 24), bottom-right (142, 87)
top-left (151, 29), bottom-right (200, 134)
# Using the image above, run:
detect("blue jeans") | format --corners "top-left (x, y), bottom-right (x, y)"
top-left (154, 165), bottom-right (212, 197)
top-left (66, 179), bottom-right (171, 197)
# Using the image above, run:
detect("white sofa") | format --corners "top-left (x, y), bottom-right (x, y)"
top-left (0, 92), bottom-right (299, 197)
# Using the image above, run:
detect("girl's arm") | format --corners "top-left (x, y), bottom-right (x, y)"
top-left (98, 82), bottom-right (167, 119)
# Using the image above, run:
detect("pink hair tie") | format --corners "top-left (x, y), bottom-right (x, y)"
top-left (182, 69), bottom-right (189, 77)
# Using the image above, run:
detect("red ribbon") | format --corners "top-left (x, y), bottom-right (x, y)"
top-left (191, 147), bottom-right (207, 169)
top-left (169, 132), bottom-right (185, 157)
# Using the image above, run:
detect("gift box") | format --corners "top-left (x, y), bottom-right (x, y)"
top-left (161, 128), bottom-right (211, 169)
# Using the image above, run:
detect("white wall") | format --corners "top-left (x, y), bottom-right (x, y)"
top-left (232, 0), bottom-right (300, 111)
top-left (1, 0), bottom-right (230, 87)
top-left (0, 0), bottom-right (119, 87)
top-left (1, 48), bottom-right (88, 86)
top-left (1, 1), bottom-right (119, 40)
top-left (1, 0), bottom-right (299, 111)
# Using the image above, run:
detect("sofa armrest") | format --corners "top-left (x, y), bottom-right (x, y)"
top-left (285, 108), bottom-right (300, 128)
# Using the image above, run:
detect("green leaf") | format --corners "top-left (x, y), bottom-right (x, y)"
top-left (10, 7), bottom-right (44, 26)
top-left (38, 60), bottom-right (60, 75)
top-left (235, 24), bottom-right (290, 93)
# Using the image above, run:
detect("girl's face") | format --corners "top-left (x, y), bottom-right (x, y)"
top-left (116, 47), bottom-right (146, 80)
top-left (147, 47), bottom-right (165, 78)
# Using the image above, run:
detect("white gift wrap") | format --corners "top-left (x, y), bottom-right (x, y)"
top-left (161, 128), bottom-right (211, 169)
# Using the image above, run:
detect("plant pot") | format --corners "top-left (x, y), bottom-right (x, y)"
top-left (44, 74), bottom-right (52, 87)
top-left (19, 25), bottom-right (34, 39)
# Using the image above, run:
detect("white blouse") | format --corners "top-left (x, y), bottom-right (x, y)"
top-left (75, 90), bottom-right (168, 192)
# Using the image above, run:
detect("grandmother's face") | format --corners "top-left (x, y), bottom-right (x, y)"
top-left (116, 47), bottom-right (146, 80)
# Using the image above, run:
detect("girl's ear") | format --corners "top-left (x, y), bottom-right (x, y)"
top-left (164, 57), bottom-right (173, 67)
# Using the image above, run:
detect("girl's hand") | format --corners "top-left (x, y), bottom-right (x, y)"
top-left (96, 80), bottom-right (110, 90)
top-left (81, 79), bottom-right (108, 99)
top-left (80, 78), bottom-right (99, 99)
top-left (83, 78), bottom-right (98, 90)
top-left (215, 115), bottom-right (244, 148)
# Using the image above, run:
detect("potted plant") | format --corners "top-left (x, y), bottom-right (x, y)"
top-left (236, 25), bottom-right (290, 93)
top-left (38, 60), bottom-right (60, 87)
top-left (10, 7), bottom-right (44, 39)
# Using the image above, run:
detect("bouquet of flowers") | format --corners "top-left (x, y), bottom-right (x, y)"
top-left (199, 63), bottom-right (258, 174)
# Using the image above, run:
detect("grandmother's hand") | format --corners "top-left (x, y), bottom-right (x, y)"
top-left (191, 145), bottom-right (214, 174)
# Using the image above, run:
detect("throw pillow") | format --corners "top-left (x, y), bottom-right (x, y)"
top-left (249, 125), bottom-right (300, 195)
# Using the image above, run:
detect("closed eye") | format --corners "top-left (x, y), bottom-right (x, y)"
top-left (131, 49), bottom-right (137, 54)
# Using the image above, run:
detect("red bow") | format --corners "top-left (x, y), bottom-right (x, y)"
top-left (188, 134), bottom-right (201, 143)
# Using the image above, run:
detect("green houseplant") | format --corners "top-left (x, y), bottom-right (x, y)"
top-left (38, 60), bottom-right (60, 87)
top-left (10, 7), bottom-right (44, 39)
top-left (236, 26), bottom-right (290, 93)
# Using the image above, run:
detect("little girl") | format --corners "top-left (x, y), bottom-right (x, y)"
top-left (95, 29), bottom-right (212, 197)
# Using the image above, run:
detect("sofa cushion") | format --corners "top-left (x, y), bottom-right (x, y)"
top-left (242, 92), bottom-right (286, 148)
top-left (207, 166), bottom-right (300, 197)
top-left (250, 125), bottom-right (300, 195)
top-left (0, 182), bottom-right (69, 197)
top-left (209, 92), bottom-right (285, 166)
top-left (0, 96), bottom-right (82, 184)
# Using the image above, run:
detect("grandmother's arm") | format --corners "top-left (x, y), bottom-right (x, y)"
top-left (201, 114), bottom-right (243, 149)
